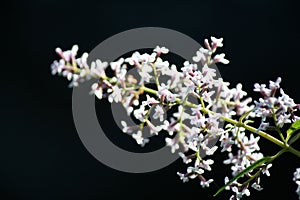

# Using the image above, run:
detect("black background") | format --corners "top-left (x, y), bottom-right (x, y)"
top-left (2, 0), bottom-right (300, 199)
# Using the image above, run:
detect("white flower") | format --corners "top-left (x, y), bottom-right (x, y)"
top-left (293, 167), bottom-right (300, 198)
top-left (157, 83), bottom-right (177, 103)
top-left (121, 121), bottom-right (130, 133)
top-left (262, 164), bottom-right (272, 176)
top-left (140, 53), bottom-right (156, 64)
top-left (251, 182), bottom-right (263, 191)
top-left (242, 134), bottom-right (260, 152)
top-left (192, 50), bottom-right (206, 63)
top-left (279, 88), bottom-right (297, 109)
top-left (154, 46), bottom-right (169, 54)
top-left (232, 186), bottom-right (250, 199)
top-left (51, 60), bottom-right (64, 75)
top-left (202, 91), bottom-right (215, 103)
top-left (165, 137), bottom-right (179, 153)
top-left (258, 122), bottom-right (269, 130)
top-left (132, 130), bottom-right (149, 147)
top-left (142, 95), bottom-right (159, 106)
top-left (200, 178), bottom-right (214, 188)
top-left (152, 105), bottom-right (164, 122)
top-left (91, 83), bottom-right (103, 99)
top-left (110, 58), bottom-right (125, 72)
top-left (211, 36), bottom-right (223, 48)
top-left (223, 153), bottom-right (237, 165)
top-left (224, 176), bottom-right (231, 190)
top-left (220, 132), bottom-right (234, 152)
top-left (181, 61), bottom-right (197, 77)
top-left (187, 166), bottom-right (204, 176)
top-left (198, 159), bottom-right (214, 171)
top-left (213, 53), bottom-right (229, 64)
top-left (177, 172), bottom-right (189, 183)
top-left (277, 114), bottom-right (291, 128)
top-left (173, 105), bottom-right (190, 121)
top-left (154, 57), bottom-right (170, 73)
top-left (231, 83), bottom-right (247, 101)
top-left (108, 86), bottom-right (122, 103)
top-left (139, 64), bottom-right (153, 83)
top-left (190, 115), bottom-right (206, 128)
top-left (193, 47), bottom-right (211, 63)
top-left (296, 184), bottom-right (300, 200)
top-left (125, 52), bottom-right (142, 65)
top-left (90, 59), bottom-right (108, 78)
top-left (146, 120), bottom-right (163, 135)
top-left (254, 83), bottom-right (271, 97)
top-left (269, 77), bottom-right (281, 90)
top-left (204, 145), bottom-right (218, 156)
top-left (178, 152), bottom-right (192, 164)
top-left (294, 168), bottom-right (300, 181)
top-left (202, 64), bottom-right (216, 85)
top-left (55, 45), bottom-right (78, 62)
top-left (133, 105), bottom-right (147, 122)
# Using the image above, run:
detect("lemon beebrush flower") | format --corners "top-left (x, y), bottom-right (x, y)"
top-left (51, 36), bottom-right (300, 200)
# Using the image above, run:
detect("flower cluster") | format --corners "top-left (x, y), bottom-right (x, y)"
top-left (254, 77), bottom-right (300, 129)
top-left (51, 36), bottom-right (300, 199)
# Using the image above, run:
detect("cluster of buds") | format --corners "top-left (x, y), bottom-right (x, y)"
top-left (51, 36), bottom-right (300, 199)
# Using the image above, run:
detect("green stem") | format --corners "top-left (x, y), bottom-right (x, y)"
top-left (272, 108), bottom-right (285, 142)
top-left (140, 86), bottom-right (300, 158)
top-left (151, 63), bottom-right (160, 88)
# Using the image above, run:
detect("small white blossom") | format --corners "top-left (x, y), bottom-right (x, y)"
top-left (165, 137), bottom-right (179, 153)
top-left (197, 159), bottom-right (214, 171)
top-left (152, 105), bottom-right (164, 122)
top-left (132, 130), bottom-right (149, 147)
top-left (125, 52), bottom-right (142, 66)
top-left (224, 176), bottom-right (231, 190)
top-left (142, 94), bottom-right (160, 106)
top-left (232, 186), bottom-right (250, 199)
top-left (277, 114), bottom-right (291, 128)
top-left (178, 152), bottom-right (192, 164)
top-left (258, 122), bottom-right (269, 131)
top-left (177, 172), bottom-right (189, 183)
top-left (213, 53), bottom-right (229, 64)
top-left (90, 59), bottom-right (108, 78)
top-left (187, 166), bottom-right (204, 176)
top-left (110, 58), bottom-right (124, 73)
top-left (133, 105), bottom-right (147, 122)
top-left (294, 168), bottom-right (300, 181)
top-left (157, 83), bottom-right (177, 103)
top-left (154, 46), bottom-right (169, 54)
top-left (296, 183), bottom-right (300, 200)
top-left (251, 182), bottom-right (263, 191)
top-left (262, 164), bottom-right (272, 177)
top-left (211, 36), bottom-right (223, 48)
top-left (200, 178), bottom-right (214, 188)
top-left (108, 86), bottom-right (122, 103)
top-left (91, 83), bottom-right (103, 99)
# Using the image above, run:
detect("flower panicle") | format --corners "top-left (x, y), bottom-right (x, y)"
top-left (51, 37), bottom-right (300, 200)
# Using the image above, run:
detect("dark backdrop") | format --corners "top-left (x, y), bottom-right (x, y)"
top-left (2, 0), bottom-right (300, 199)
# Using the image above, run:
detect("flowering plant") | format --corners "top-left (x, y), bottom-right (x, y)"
top-left (51, 36), bottom-right (300, 199)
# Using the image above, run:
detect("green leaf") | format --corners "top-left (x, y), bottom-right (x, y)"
top-left (286, 120), bottom-right (300, 141)
top-left (288, 132), bottom-right (300, 145)
top-left (213, 157), bottom-right (271, 197)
